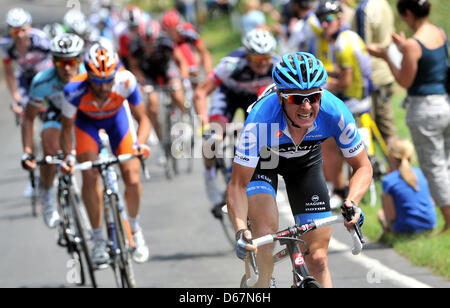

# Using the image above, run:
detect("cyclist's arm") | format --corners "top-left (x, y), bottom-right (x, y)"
top-left (3, 61), bottom-right (21, 102)
top-left (343, 150), bottom-right (372, 227)
top-left (193, 76), bottom-right (217, 127)
top-left (326, 67), bottom-right (352, 93)
top-left (173, 47), bottom-right (189, 80)
top-left (129, 102), bottom-right (150, 146)
top-left (128, 55), bottom-right (146, 85)
top-left (194, 39), bottom-right (213, 74)
top-left (21, 103), bottom-right (40, 155)
top-left (227, 163), bottom-right (255, 232)
top-left (60, 115), bottom-right (75, 157)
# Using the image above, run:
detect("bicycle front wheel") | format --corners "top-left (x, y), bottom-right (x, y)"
top-left (69, 189), bottom-right (98, 288)
top-left (110, 194), bottom-right (137, 288)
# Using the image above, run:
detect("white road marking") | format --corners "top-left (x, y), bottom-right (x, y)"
top-left (329, 238), bottom-right (432, 288)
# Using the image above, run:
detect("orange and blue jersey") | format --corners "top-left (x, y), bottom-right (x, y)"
top-left (61, 69), bottom-right (142, 156)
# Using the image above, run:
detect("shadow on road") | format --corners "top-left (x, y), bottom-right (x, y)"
top-left (151, 251), bottom-right (232, 262)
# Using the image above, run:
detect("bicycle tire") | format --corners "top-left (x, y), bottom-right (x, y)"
top-left (68, 189), bottom-right (98, 288)
top-left (299, 277), bottom-right (322, 288)
top-left (219, 205), bottom-right (235, 249)
top-left (29, 172), bottom-right (38, 217)
top-left (110, 194), bottom-right (137, 288)
top-left (57, 190), bottom-right (86, 286)
top-left (68, 249), bottom-right (86, 286)
top-left (185, 107), bottom-right (196, 174)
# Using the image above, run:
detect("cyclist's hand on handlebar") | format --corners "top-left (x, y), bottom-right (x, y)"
top-left (134, 144), bottom-right (150, 160)
top-left (341, 201), bottom-right (364, 231)
top-left (60, 154), bottom-right (76, 174)
top-left (11, 101), bottom-right (24, 115)
top-left (21, 153), bottom-right (36, 171)
top-left (235, 229), bottom-right (256, 261)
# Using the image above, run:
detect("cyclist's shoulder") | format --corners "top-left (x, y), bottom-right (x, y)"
top-left (247, 88), bottom-right (282, 124)
top-left (318, 90), bottom-right (354, 123)
top-left (335, 29), bottom-right (364, 51)
top-left (64, 73), bottom-right (88, 99)
top-left (114, 69), bottom-right (137, 90)
top-left (30, 66), bottom-right (59, 90)
top-left (157, 34), bottom-right (175, 49)
top-left (29, 28), bottom-right (51, 49)
top-left (179, 22), bottom-right (200, 41)
top-left (215, 48), bottom-right (246, 71)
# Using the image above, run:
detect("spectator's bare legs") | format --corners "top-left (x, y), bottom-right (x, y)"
top-left (440, 206), bottom-right (450, 233)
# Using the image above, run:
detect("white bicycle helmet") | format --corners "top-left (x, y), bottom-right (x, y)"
top-left (43, 22), bottom-right (65, 39)
top-left (63, 9), bottom-right (88, 36)
top-left (6, 8), bottom-right (32, 28)
top-left (242, 28), bottom-right (276, 55)
top-left (51, 33), bottom-right (85, 58)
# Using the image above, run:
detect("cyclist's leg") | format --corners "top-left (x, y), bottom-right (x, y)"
top-left (108, 105), bottom-right (142, 221)
top-left (40, 124), bottom-right (60, 189)
top-left (246, 164), bottom-right (279, 288)
top-left (146, 89), bottom-right (162, 142)
top-left (322, 137), bottom-right (345, 197)
top-left (285, 162), bottom-right (332, 287)
top-left (166, 62), bottom-right (186, 113)
top-left (107, 106), bottom-right (149, 262)
top-left (203, 88), bottom-right (235, 205)
top-left (74, 118), bottom-right (102, 231)
top-left (40, 102), bottom-right (63, 189)
top-left (40, 122), bottom-right (62, 227)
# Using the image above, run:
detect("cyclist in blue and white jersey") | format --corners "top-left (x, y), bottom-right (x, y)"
top-left (227, 52), bottom-right (372, 288)
top-left (0, 8), bottom-right (52, 116)
top-left (194, 28), bottom-right (279, 212)
top-left (21, 34), bottom-right (85, 228)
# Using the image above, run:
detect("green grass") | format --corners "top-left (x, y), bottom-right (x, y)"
top-left (132, 0), bottom-right (450, 280)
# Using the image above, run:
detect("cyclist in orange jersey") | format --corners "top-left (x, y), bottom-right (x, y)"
top-left (60, 40), bottom-right (151, 265)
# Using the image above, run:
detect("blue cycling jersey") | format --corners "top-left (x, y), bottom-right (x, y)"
top-left (234, 86), bottom-right (364, 169)
top-left (29, 64), bottom-right (86, 110)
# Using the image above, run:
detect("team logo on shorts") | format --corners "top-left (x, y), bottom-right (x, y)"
top-left (311, 195), bottom-right (320, 202)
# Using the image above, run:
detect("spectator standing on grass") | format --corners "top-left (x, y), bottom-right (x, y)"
top-left (353, 0), bottom-right (397, 146)
top-left (379, 138), bottom-right (437, 234)
top-left (367, 0), bottom-right (450, 233)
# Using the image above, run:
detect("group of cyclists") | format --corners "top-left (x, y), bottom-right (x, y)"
top-left (2, 0), bottom-right (395, 288)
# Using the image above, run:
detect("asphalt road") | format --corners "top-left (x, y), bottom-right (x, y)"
top-left (0, 0), bottom-right (449, 290)
top-left (1, 79), bottom-right (449, 288)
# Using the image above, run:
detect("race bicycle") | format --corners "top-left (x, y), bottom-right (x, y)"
top-left (143, 84), bottom-right (196, 179)
top-left (241, 205), bottom-right (365, 288)
top-left (35, 154), bottom-right (97, 287)
top-left (75, 152), bottom-right (149, 288)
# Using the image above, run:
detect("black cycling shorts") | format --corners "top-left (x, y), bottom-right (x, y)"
top-left (246, 155), bottom-right (332, 225)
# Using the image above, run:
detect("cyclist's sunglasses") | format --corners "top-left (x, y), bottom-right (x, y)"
top-left (9, 27), bottom-right (28, 36)
top-left (54, 58), bottom-right (79, 68)
top-left (318, 13), bottom-right (339, 24)
top-left (248, 54), bottom-right (272, 63)
top-left (89, 75), bottom-right (115, 85)
top-left (280, 90), bottom-right (323, 105)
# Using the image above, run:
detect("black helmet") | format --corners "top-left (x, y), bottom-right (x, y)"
top-left (291, 0), bottom-right (316, 10)
top-left (315, 0), bottom-right (342, 20)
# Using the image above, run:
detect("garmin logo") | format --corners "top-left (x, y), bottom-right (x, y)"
top-left (349, 141), bottom-right (363, 154)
